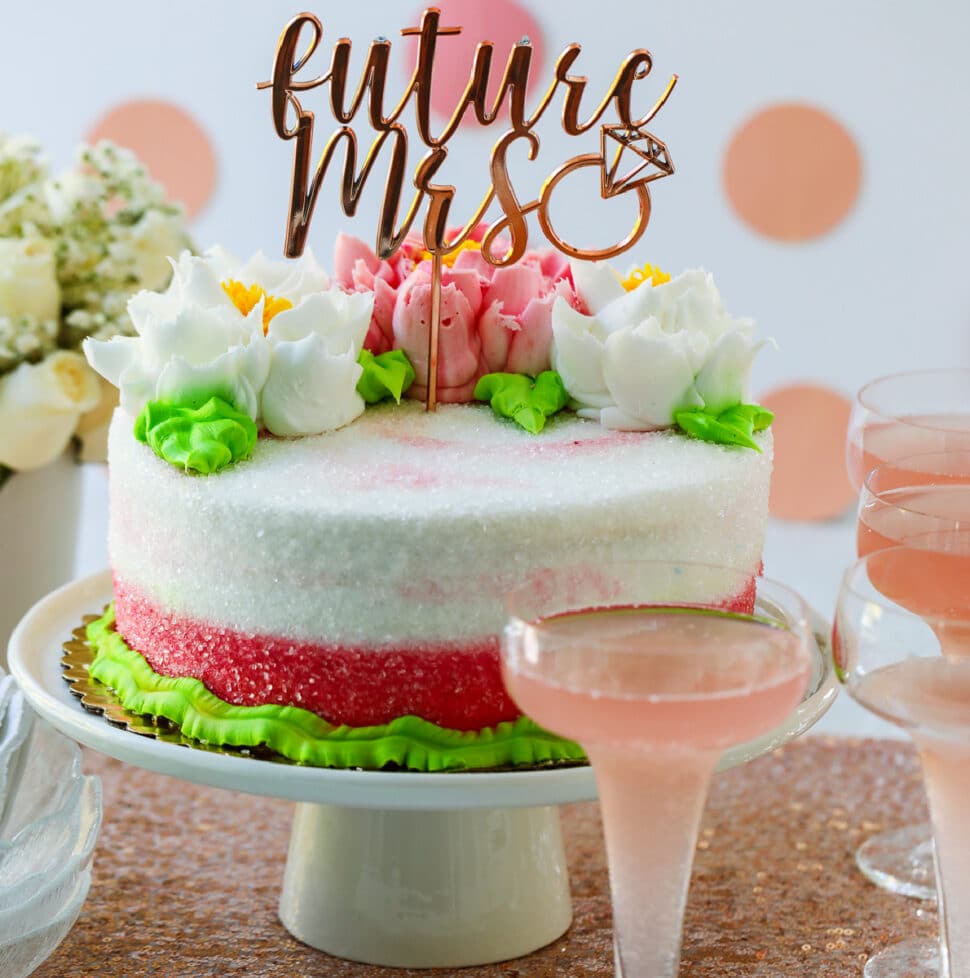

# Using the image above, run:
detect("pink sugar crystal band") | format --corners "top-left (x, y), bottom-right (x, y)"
top-left (114, 579), bottom-right (518, 730)
top-left (112, 576), bottom-right (758, 735)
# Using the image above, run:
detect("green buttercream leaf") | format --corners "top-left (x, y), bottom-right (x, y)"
top-left (356, 349), bottom-right (416, 405)
top-left (474, 371), bottom-right (570, 434)
top-left (674, 402), bottom-right (774, 452)
top-left (134, 396), bottom-right (257, 475)
top-left (720, 403), bottom-right (774, 432)
top-left (85, 607), bottom-right (585, 772)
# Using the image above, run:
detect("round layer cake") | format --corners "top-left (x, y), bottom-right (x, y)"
top-left (105, 400), bottom-right (772, 749)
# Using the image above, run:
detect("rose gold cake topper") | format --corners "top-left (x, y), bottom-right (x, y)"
top-left (259, 7), bottom-right (676, 410)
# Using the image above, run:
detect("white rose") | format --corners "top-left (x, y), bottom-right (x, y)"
top-left (261, 289), bottom-right (372, 436)
top-left (123, 210), bottom-right (191, 293)
top-left (0, 236), bottom-right (61, 324)
top-left (0, 351), bottom-right (101, 470)
top-left (552, 263), bottom-right (767, 431)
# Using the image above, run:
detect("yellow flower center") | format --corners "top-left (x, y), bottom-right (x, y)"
top-left (416, 239), bottom-right (483, 267)
top-left (620, 263), bottom-right (671, 291)
top-left (222, 279), bottom-right (293, 334)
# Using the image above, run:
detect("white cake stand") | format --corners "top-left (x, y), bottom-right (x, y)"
top-left (8, 571), bottom-right (838, 969)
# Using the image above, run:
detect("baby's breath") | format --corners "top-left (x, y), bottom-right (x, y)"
top-left (0, 315), bottom-right (57, 373)
top-left (0, 135), bottom-right (192, 377)
top-left (0, 133), bottom-right (50, 237)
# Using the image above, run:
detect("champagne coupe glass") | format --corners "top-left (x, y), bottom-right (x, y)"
top-left (846, 370), bottom-right (970, 901)
top-left (501, 560), bottom-right (814, 978)
top-left (847, 369), bottom-right (970, 494)
top-left (854, 450), bottom-right (970, 900)
top-left (836, 547), bottom-right (970, 978)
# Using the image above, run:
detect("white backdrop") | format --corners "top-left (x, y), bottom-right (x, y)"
top-left (8, 0), bottom-right (970, 735)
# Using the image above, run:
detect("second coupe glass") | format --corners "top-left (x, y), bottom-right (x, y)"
top-left (501, 560), bottom-right (814, 978)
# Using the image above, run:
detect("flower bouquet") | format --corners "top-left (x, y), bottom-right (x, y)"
top-left (0, 133), bottom-right (192, 481)
top-left (0, 133), bottom-right (192, 663)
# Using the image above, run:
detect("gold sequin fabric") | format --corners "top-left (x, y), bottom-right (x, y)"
top-left (36, 738), bottom-right (936, 978)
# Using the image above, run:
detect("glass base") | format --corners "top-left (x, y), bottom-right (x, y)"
top-left (856, 824), bottom-right (936, 901)
top-left (864, 938), bottom-right (940, 978)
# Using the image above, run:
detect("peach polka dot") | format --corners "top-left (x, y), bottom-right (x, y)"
top-left (86, 100), bottom-right (217, 220)
top-left (405, 0), bottom-right (545, 126)
top-left (723, 104), bottom-right (861, 242)
top-left (760, 383), bottom-right (855, 521)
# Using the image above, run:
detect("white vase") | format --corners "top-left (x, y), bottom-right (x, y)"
top-left (0, 455), bottom-right (83, 669)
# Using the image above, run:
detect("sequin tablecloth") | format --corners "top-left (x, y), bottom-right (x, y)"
top-left (36, 738), bottom-right (935, 978)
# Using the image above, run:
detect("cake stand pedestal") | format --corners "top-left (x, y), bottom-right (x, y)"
top-left (281, 803), bottom-right (571, 966)
top-left (8, 572), bottom-right (838, 969)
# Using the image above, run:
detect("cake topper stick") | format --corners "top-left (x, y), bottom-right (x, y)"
top-left (427, 250), bottom-right (443, 408)
top-left (261, 7), bottom-right (677, 411)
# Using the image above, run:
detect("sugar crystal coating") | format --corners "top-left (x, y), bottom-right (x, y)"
top-left (108, 401), bottom-right (771, 727)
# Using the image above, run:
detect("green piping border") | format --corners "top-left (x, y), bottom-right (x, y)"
top-left (86, 607), bottom-right (586, 772)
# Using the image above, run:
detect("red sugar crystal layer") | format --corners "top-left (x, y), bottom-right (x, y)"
top-left (112, 577), bottom-right (758, 731)
top-left (113, 579), bottom-right (518, 730)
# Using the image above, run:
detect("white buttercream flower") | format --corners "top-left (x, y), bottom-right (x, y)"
top-left (0, 351), bottom-right (101, 469)
top-left (207, 246), bottom-right (332, 305)
top-left (83, 248), bottom-right (375, 438)
top-left (261, 289), bottom-right (372, 436)
top-left (84, 250), bottom-right (270, 420)
top-left (0, 236), bottom-right (61, 324)
top-left (552, 262), bottom-right (768, 430)
top-left (205, 245), bottom-right (371, 436)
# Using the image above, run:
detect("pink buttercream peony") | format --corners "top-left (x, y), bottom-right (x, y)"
top-left (478, 262), bottom-right (577, 377)
top-left (333, 233), bottom-right (417, 355)
top-left (333, 232), bottom-right (580, 402)
top-left (393, 260), bottom-right (485, 403)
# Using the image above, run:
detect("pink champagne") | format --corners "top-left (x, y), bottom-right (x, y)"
top-left (853, 658), bottom-right (970, 978)
top-left (847, 413), bottom-right (970, 492)
top-left (502, 607), bottom-right (809, 978)
top-left (858, 485), bottom-right (970, 559)
top-left (503, 607), bottom-right (809, 750)
top-left (857, 487), bottom-right (970, 654)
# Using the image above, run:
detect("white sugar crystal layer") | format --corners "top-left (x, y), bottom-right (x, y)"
top-left (108, 403), bottom-right (772, 644)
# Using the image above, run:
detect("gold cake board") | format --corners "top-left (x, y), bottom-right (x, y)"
top-left (60, 615), bottom-right (585, 773)
top-left (61, 616), bottom-right (289, 762)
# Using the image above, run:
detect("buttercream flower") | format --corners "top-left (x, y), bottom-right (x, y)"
top-left (260, 288), bottom-right (373, 436)
top-left (333, 232), bottom-right (579, 400)
top-left (210, 246), bottom-right (332, 306)
top-left (0, 351), bottom-right (101, 469)
top-left (84, 248), bottom-right (376, 439)
top-left (392, 259), bottom-right (485, 403)
top-left (333, 233), bottom-right (416, 355)
top-left (552, 262), bottom-right (768, 430)
top-left (84, 250), bottom-right (271, 420)
top-left (477, 251), bottom-right (576, 377)
top-left (0, 236), bottom-right (61, 325)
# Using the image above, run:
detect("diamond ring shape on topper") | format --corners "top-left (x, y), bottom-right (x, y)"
top-left (600, 125), bottom-right (674, 198)
top-left (259, 7), bottom-right (677, 410)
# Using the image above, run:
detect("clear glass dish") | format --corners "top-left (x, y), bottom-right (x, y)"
top-left (0, 868), bottom-right (91, 978)
top-left (0, 684), bottom-right (101, 977)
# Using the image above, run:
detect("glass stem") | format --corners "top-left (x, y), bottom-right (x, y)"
top-left (586, 744), bottom-right (719, 978)
top-left (917, 737), bottom-right (970, 978)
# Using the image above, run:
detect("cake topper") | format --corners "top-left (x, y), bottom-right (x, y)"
top-left (259, 7), bottom-right (676, 410)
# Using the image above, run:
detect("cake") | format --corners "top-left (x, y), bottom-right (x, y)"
top-left (82, 236), bottom-right (774, 771)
